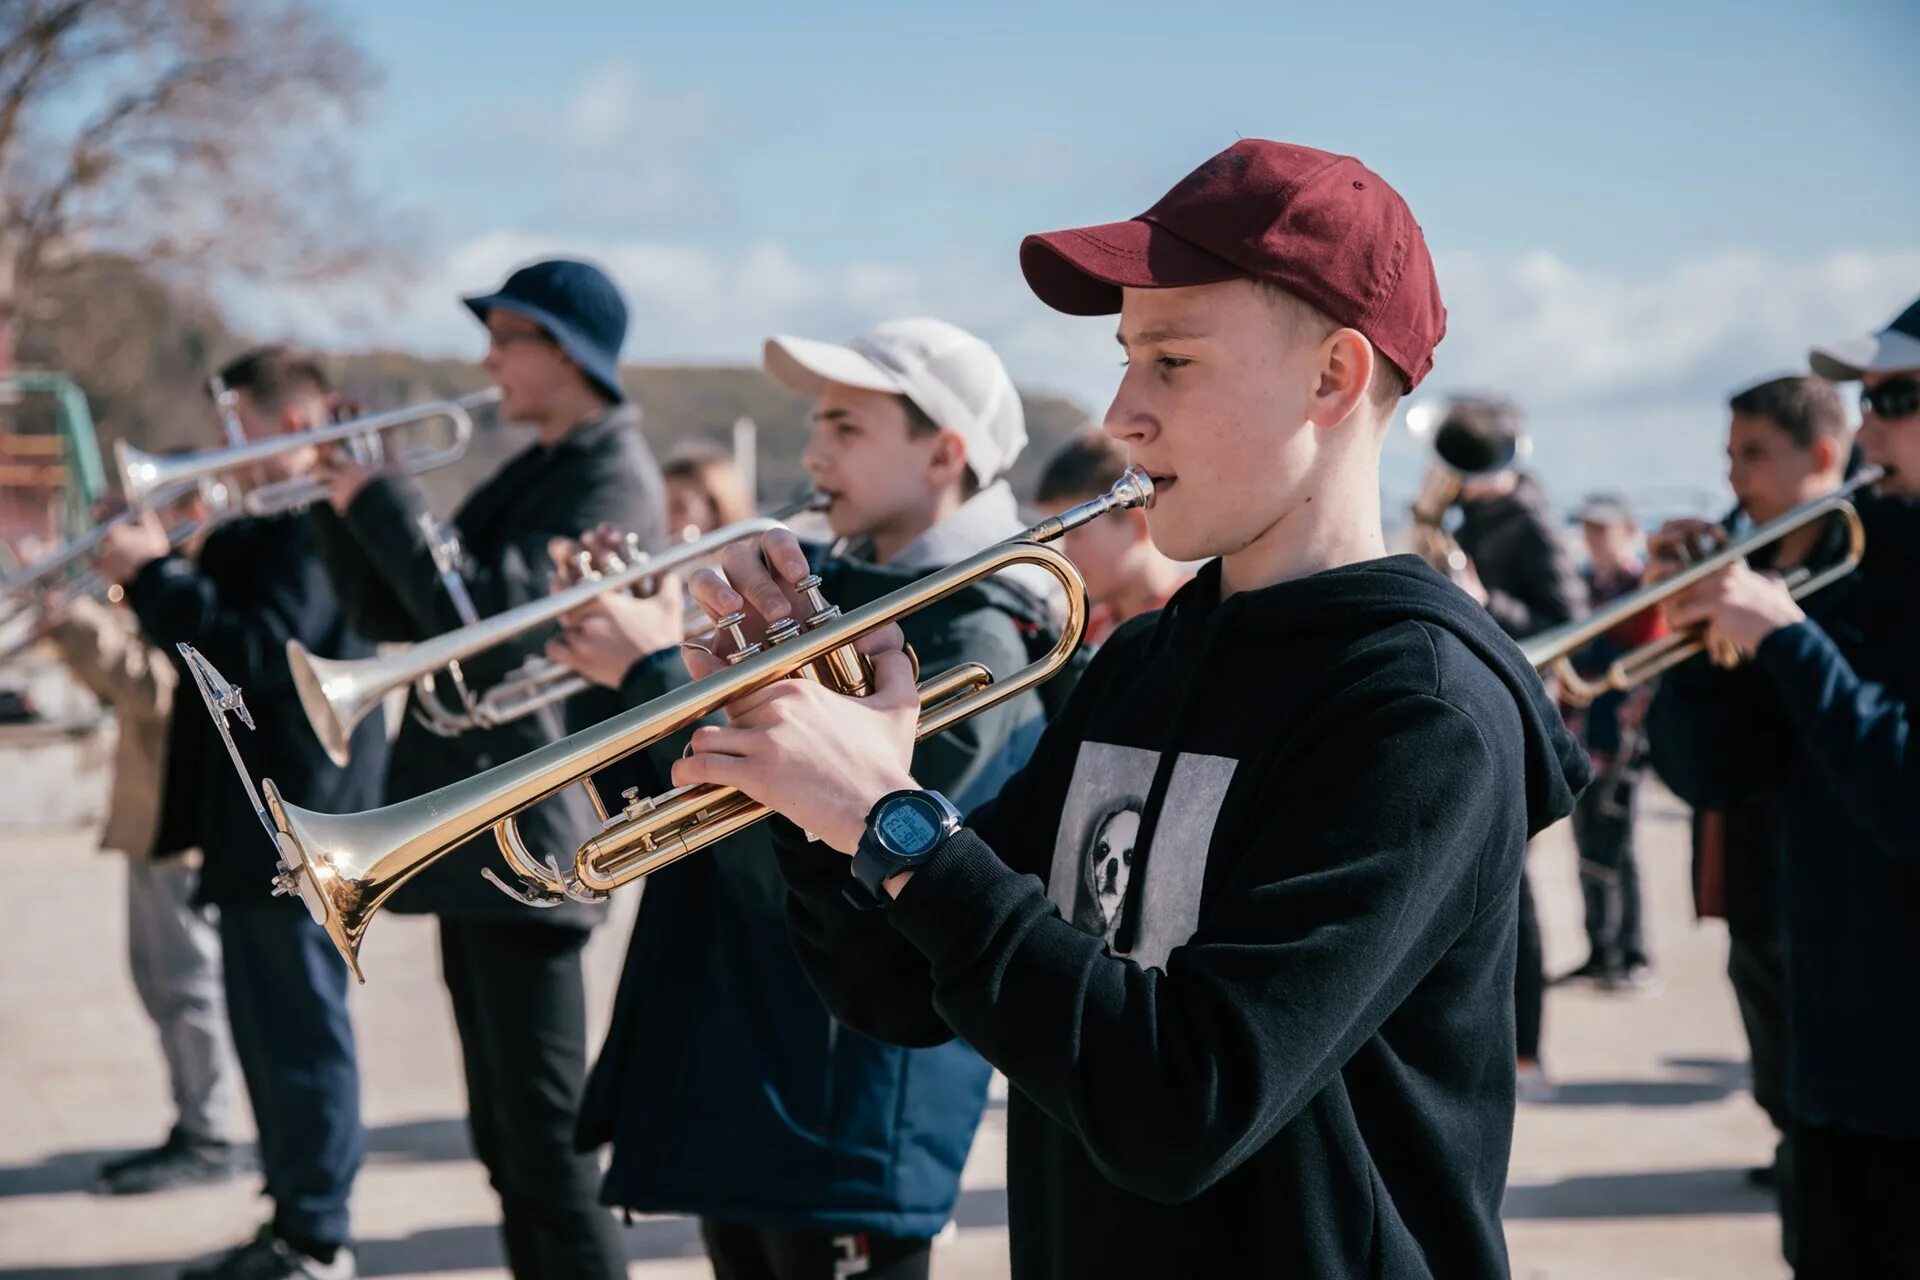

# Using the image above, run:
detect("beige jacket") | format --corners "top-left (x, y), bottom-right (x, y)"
top-left (45, 597), bottom-right (180, 859)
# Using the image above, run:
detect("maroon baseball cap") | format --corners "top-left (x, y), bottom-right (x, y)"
top-left (1020, 139), bottom-right (1447, 388)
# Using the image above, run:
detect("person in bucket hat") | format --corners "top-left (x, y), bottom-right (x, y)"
top-left (307, 258), bottom-right (665, 1280)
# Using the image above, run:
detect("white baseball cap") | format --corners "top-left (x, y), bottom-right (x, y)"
top-left (764, 317), bottom-right (1028, 486)
top-left (1809, 296), bottom-right (1920, 381)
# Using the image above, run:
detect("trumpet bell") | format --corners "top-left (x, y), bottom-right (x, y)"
top-left (262, 780), bottom-right (374, 982)
top-left (288, 640), bottom-right (378, 769)
top-left (115, 438), bottom-right (171, 513)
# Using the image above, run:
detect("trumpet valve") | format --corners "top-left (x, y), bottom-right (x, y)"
top-left (715, 610), bottom-right (760, 665)
top-left (794, 574), bottom-right (843, 631)
top-left (763, 617), bottom-right (802, 646)
top-left (618, 786), bottom-right (656, 821)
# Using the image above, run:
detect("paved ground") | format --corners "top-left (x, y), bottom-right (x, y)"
top-left (0, 782), bottom-right (1786, 1279)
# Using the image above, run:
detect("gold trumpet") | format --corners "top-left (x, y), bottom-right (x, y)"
top-left (116, 389), bottom-right (496, 518)
top-left (287, 511), bottom-right (803, 766)
top-left (181, 468), bottom-right (1152, 978)
top-left (1522, 468), bottom-right (1880, 703)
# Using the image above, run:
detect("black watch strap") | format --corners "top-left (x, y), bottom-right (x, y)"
top-left (846, 789), bottom-right (961, 910)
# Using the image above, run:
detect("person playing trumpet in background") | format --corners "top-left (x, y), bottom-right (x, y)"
top-left (1644, 373), bottom-right (1855, 1241)
top-left (97, 347), bottom-right (388, 1280)
top-left (309, 259), bottom-right (661, 1280)
top-left (1648, 299), bottom-right (1920, 1278)
top-left (1418, 394), bottom-right (1587, 1102)
top-left (1556, 494), bottom-right (1662, 996)
top-left (551, 317), bottom-right (1059, 1280)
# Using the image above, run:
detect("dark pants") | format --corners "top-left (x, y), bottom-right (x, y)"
top-left (220, 904), bottom-right (362, 1245)
top-left (1516, 864), bottom-right (1544, 1062)
top-left (439, 918), bottom-right (626, 1280)
top-left (700, 1220), bottom-right (932, 1280)
top-left (1730, 929), bottom-right (1796, 1261)
top-left (1571, 776), bottom-right (1648, 972)
top-left (1790, 1124), bottom-right (1920, 1279)
top-left (1729, 930), bottom-right (1789, 1129)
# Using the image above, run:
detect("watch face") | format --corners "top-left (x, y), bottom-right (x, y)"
top-left (876, 794), bottom-right (943, 857)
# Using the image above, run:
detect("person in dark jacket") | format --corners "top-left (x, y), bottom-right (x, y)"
top-left (663, 141), bottom-right (1590, 1279)
top-left (311, 260), bottom-right (663, 1280)
top-left (1647, 374), bottom-right (1854, 1236)
top-left (99, 348), bottom-right (388, 1280)
top-left (1558, 494), bottom-right (1663, 994)
top-left (550, 317), bottom-right (1047, 1280)
top-left (1428, 394), bottom-right (1588, 1098)
top-left (1649, 300), bottom-right (1920, 1279)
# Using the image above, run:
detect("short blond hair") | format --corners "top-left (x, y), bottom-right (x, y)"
top-left (1256, 281), bottom-right (1408, 406)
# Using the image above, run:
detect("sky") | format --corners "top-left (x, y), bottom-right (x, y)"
top-left (231, 0), bottom-right (1920, 515)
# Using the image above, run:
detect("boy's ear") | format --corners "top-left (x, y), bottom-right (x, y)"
top-left (1812, 436), bottom-right (1842, 475)
top-left (928, 429), bottom-right (971, 488)
top-left (1309, 328), bottom-right (1375, 430)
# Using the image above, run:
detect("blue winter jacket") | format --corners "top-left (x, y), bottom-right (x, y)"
top-left (1647, 493), bottom-right (1920, 1135)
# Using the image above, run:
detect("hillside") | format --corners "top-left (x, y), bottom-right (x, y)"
top-left (327, 355), bottom-right (1095, 514)
top-left (8, 257), bottom-right (1096, 518)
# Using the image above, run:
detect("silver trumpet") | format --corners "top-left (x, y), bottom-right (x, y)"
top-left (1, 490), bottom-right (230, 663)
top-left (288, 512), bottom-right (803, 766)
top-left (117, 389), bottom-right (497, 518)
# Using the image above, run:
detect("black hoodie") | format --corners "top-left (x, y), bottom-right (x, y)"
top-left (773, 553), bottom-right (1589, 1278)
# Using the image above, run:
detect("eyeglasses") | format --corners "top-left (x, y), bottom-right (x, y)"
top-left (1861, 377), bottom-right (1920, 422)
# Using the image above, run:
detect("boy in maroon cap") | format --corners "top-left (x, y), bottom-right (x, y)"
top-left (668, 140), bottom-right (1589, 1277)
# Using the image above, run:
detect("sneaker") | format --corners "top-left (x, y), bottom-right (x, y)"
top-left (96, 1126), bottom-right (244, 1195)
top-left (180, 1226), bottom-right (355, 1280)
top-left (1552, 955), bottom-right (1610, 986)
top-left (1599, 964), bottom-right (1664, 997)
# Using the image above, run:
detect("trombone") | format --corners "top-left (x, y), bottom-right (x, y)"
top-left (116, 388), bottom-right (497, 518)
top-left (288, 513), bottom-right (796, 767)
top-left (1521, 467), bottom-right (1880, 704)
top-left (179, 468), bottom-right (1152, 978)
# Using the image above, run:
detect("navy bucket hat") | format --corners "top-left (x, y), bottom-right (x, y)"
top-left (463, 258), bottom-right (629, 403)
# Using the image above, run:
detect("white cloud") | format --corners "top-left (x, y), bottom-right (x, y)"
top-left (1394, 248), bottom-right (1920, 512)
top-left (224, 235), bottom-right (1919, 514)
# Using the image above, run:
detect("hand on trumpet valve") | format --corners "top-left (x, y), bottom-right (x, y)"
top-left (96, 512), bottom-right (171, 586)
top-left (674, 529), bottom-right (917, 858)
top-left (1663, 561), bottom-right (1803, 665)
top-left (683, 528), bottom-right (817, 650)
top-left (544, 552), bottom-right (689, 692)
top-left (313, 447), bottom-right (382, 515)
top-left (1644, 518), bottom-right (1725, 585)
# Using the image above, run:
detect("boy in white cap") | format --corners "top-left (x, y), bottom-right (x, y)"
top-left (552, 318), bottom-right (1061, 1280)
